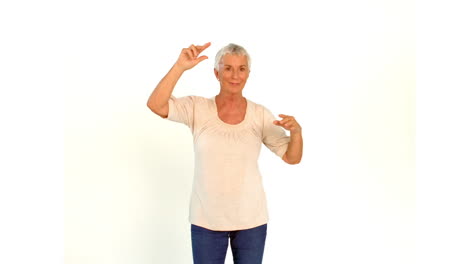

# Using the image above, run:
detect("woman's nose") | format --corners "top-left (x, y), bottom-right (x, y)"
top-left (232, 69), bottom-right (239, 79)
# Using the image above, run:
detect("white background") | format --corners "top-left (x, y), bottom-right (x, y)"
top-left (63, 0), bottom-right (414, 263)
top-left (0, 0), bottom-right (466, 264)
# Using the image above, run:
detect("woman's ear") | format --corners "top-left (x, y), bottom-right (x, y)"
top-left (214, 69), bottom-right (219, 81)
top-left (214, 69), bottom-right (220, 81)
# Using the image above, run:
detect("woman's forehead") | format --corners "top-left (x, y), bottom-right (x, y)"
top-left (221, 54), bottom-right (248, 65)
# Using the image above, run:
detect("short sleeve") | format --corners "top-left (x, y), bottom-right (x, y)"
top-left (262, 106), bottom-right (290, 158)
top-left (166, 95), bottom-right (195, 129)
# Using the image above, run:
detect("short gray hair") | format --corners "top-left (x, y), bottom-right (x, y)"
top-left (214, 43), bottom-right (251, 71)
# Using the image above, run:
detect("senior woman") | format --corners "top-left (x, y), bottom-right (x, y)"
top-left (147, 42), bottom-right (303, 264)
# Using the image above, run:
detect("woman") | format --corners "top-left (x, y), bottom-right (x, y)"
top-left (147, 42), bottom-right (303, 264)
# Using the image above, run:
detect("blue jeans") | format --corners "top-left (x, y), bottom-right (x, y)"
top-left (191, 223), bottom-right (268, 264)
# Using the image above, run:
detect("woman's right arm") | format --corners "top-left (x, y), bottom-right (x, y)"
top-left (147, 42), bottom-right (211, 118)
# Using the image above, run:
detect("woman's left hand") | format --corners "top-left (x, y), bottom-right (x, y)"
top-left (273, 114), bottom-right (302, 135)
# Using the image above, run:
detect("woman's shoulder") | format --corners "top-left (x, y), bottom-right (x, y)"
top-left (173, 95), bottom-right (211, 104)
top-left (194, 96), bottom-right (214, 107)
top-left (247, 98), bottom-right (269, 114)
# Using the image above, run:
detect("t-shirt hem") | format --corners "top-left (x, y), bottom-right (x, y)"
top-left (189, 218), bottom-right (269, 231)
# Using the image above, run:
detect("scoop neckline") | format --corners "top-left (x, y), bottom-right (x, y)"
top-left (211, 96), bottom-right (250, 127)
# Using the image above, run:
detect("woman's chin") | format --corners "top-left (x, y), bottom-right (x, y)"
top-left (221, 86), bottom-right (244, 94)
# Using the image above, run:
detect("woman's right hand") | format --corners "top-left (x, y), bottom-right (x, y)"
top-left (174, 42), bottom-right (211, 71)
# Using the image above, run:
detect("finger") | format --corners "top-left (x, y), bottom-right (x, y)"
top-left (279, 115), bottom-right (295, 123)
top-left (190, 45), bottom-right (199, 58)
top-left (279, 117), bottom-right (292, 125)
top-left (195, 55), bottom-right (208, 64)
top-left (189, 45), bottom-right (198, 60)
top-left (283, 120), bottom-right (296, 129)
top-left (273, 120), bottom-right (289, 129)
top-left (197, 42), bottom-right (211, 52)
top-left (183, 48), bottom-right (194, 60)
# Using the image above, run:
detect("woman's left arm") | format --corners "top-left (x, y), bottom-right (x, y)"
top-left (273, 114), bottom-right (303, 164)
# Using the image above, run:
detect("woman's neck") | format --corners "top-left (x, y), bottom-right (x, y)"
top-left (215, 92), bottom-right (245, 108)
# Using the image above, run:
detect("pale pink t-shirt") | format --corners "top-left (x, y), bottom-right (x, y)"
top-left (166, 95), bottom-right (290, 231)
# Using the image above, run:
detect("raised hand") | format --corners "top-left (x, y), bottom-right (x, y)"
top-left (273, 114), bottom-right (302, 135)
top-left (174, 42), bottom-right (211, 71)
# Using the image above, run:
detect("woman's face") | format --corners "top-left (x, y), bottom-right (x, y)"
top-left (215, 54), bottom-right (250, 94)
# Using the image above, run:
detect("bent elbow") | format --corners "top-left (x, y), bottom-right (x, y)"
top-left (288, 159), bottom-right (301, 165)
top-left (147, 102), bottom-right (169, 118)
top-left (282, 153), bottom-right (301, 165)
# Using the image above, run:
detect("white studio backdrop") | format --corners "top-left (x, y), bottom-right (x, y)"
top-left (64, 0), bottom-right (414, 263)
